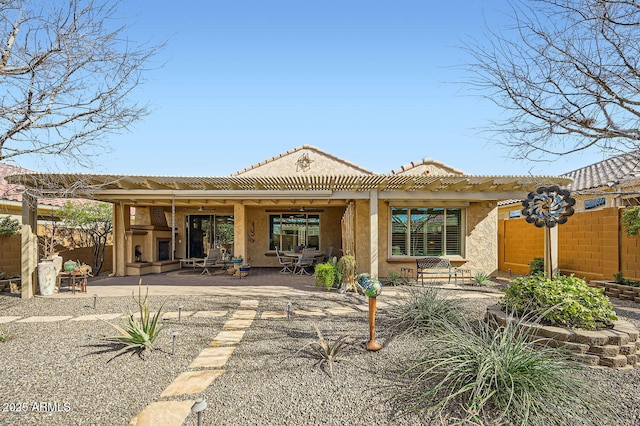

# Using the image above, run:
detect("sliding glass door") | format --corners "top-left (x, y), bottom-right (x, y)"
top-left (186, 215), bottom-right (234, 258)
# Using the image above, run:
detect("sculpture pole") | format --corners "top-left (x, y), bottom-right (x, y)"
top-left (366, 296), bottom-right (382, 351)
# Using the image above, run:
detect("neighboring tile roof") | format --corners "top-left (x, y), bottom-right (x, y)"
top-left (0, 163), bottom-right (69, 207)
top-left (390, 158), bottom-right (465, 175)
top-left (563, 150), bottom-right (640, 191)
top-left (232, 145), bottom-right (375, 176)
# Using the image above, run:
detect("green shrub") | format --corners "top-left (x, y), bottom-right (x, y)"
top-left (105, 281), bottom-right (164, 360)
top-left (0, 216), bottom-right (21, 236)
top-left (613, 271), bottom-right (625, 284)
top-left (529, 257), bottom-right (544, 275)
top-left (313, 262), bottom-right (341, 291)
top-left (388, 287), bottom-right (462, 334)
top-left (384, 270), bottom-right (404, 286)
top-left (613, 272), bottom-right (640, 287)
top-left (501, 274), bottom-right (617, 329)
top-left (399, 314), bottom-right (608, 425)
top-left (0, 328), bottom-right (7, 343)
top-left (622, 206), bottom-right (640, 236)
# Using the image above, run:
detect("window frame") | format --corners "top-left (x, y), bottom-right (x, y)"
top-left (388, 206), bottom-right (466, 258)
top-left (269, 213), bottom-right (321, 251)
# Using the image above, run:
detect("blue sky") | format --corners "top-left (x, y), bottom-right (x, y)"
top-left (24, 0), bottom-right (608, 176)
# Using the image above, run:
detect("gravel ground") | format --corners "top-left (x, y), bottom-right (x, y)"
top-left (0, 285), bottom-right (639, 426)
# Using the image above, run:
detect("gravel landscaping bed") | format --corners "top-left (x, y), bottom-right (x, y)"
top-left (0, 287), bottom-right (639, 425)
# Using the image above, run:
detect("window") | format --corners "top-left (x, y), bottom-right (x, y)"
top-left (269, 214), bottom-right (320, 251)
top-left (584, 197), bottom-right (606, 210)
top-left (390, 207), bottom-right (463, 256)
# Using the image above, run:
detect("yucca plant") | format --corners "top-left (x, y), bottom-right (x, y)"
top-left (399, 313), bottom-right (608, 425)
top-left (473, 271), bottom-right (490, 286)
top-left (304, 324), bottom-right (350, 377)
top-left (105, 280), bottom-right (165, 360)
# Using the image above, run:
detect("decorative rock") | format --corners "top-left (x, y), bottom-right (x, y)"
top-left (625, 354), bottom-right (638, 366)
top-left (570, 353), bottom-right (600, 366)
top-left (588, 345), bottom-right (620, 357)
top-left (572, 329), bottom-right (608, 346)
top-left (599, 355), bottom-right (628, 368)
top-left (536, 325), bottom-right (574, 342)
top-left (619, 344), bottom-right (637, 356)
top-left (601, 330), bottom-right (630, 345)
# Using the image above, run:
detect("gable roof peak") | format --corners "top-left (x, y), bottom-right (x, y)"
top-left (390, 157), bottom-right (465, 176)
top-left (231, 145), bottom-right (375, 176)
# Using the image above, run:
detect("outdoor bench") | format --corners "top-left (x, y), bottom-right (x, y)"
top-left (416, 257), bottom-right (455, 285)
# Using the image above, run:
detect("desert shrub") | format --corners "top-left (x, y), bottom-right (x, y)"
top-left (0, 328), bottom-right (7, 342)
top-left (529, 257), bottom-right (544, 275)
top-left (384, 270), bottom-right (405, 286)
top-left (313, 262), bottom-right (341, 291)
top-left (501, 274), bottom-right (617, 329)
top-left (399, 314), bottom-right (607, 425)
top-left (388, 287), bottom-right (462, 334)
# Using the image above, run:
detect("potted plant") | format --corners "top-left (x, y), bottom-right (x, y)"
top-left (314, 262), bottom-right (342, 291)
top-left (239, 263), bottom-right (251, 277)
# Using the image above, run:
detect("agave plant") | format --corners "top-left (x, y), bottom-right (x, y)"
top-left (105, 280), bottom-right (164, 360)
top-left (306, 324), bottom-right (350, 377)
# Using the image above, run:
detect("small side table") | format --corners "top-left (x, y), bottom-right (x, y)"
top-left (58, 272), bottom-right (88, 294)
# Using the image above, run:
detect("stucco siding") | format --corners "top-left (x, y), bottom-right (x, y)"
top-left (466, 201), bottom-right (498, 275)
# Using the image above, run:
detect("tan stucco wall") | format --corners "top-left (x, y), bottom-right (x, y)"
top-left (466, 201), bottom-right (498, 275)
top-left (354, 199), bottom-right (371, 274)
top-left (394, 163), bottom-right (461, 176)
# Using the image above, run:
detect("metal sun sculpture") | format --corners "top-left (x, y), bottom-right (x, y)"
top-left (521, 186), bottom-right (576, 228)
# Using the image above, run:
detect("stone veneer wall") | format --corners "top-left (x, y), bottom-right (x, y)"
top-left (486, 305), bottom-right (639, 368)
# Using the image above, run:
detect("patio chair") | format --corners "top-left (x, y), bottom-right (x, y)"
top-left (194, 249), bottom-right (225, 275)
top-left (275, 246), bottom-right (294, 273)
top-left (320, 246), bottom-right (333, 263)
top-left (293, 248), bottom-right (316, 275)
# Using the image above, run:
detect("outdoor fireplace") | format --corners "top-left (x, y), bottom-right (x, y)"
top-left (157, 239), bottom-right (170, 261)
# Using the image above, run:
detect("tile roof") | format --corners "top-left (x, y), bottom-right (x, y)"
top-left (0, 163), bottom-right (71, 207)
top-left (390, 158), bottom-right (465, 175)
top-left (563, 150), bottom-right (640, 191)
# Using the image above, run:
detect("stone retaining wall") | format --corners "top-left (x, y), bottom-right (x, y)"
top-left (589, 280), bottom-right (640, 302)
top-left (486, 305), bottom-right (639, 368)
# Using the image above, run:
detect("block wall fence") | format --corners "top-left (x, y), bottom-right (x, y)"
top-left (0, 234), bottom-right (113, 276)
top-left (499, 207), bottom-right (640, 281)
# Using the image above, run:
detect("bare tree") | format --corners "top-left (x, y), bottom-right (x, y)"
top-left (0, 0), bottom-right (161, 167)
top-left (467, 0), bottom-right (640, 161)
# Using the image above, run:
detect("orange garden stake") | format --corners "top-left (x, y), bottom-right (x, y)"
top-left (358, 274), bottom-right (382, 351)
top-left (366, 296), bottom-right (382, 351)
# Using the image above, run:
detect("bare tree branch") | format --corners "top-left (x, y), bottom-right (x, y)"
top-left (0, 0), bottom-right (163, 167)
top-left (466, 0), bottom-right (640, 161)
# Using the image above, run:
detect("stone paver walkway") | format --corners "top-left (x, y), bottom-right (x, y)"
top-left (129, 299), bottom-right (259, 426)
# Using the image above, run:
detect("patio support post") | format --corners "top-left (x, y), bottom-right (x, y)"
top-left (21, 195), bottom-right (37, 299)
top-left (171, 198), bottom-right (176, 261)
top-left (113, 202), bottom-right (129, 276)
top-left (233, 203), bottom-right (246, 260)
top-left (369, 190), bottom-right (379, 279)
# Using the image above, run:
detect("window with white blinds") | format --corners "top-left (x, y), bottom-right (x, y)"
top-left (390, 207), bottom-right (464, 257)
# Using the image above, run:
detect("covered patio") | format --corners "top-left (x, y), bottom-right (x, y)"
top-left (7, 145), bottom-right (571, 298)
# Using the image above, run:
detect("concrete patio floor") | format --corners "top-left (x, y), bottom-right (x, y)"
top-left (46, 267), bottom-right (335, 299)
